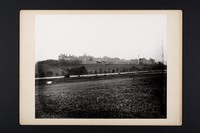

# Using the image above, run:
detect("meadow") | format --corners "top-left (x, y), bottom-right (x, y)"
top-left (35, 73), bottom-right (166, 118)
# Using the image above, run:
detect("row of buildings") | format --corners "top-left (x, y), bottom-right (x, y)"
top-left (58, 53), bottom-right (156, 65)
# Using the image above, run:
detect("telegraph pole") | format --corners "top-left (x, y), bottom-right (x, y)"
top-left (162, 39), bottom-right (164, 64)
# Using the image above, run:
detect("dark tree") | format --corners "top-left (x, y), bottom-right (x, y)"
top-left (65, 73), bottom-right (70, 78)
top-left (94, 70), bottom-right (98, 74)
top-left (62, 71), bottom-right (65, 76)
top-left (45, 71), bottom-right (53, 77)
top-left (99, 68), bottom-right (103, 73)
top-left (112, 69), bottom-right (115, 73)
top-left (41, 72), bottom-right (45, 77)
top-left (80, 66), bottom-right (88, 74)
top-left (69, 66), bottom-right (88, 75)
top-left (116, 68), bottom-right (119, 72)
top-left (131, 65), bottom-right (138, 71)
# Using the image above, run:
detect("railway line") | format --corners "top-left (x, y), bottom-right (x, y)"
top-left (35, 70), bottom-right (166, 80)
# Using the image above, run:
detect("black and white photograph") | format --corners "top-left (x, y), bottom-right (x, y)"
top-left (20, 10), bottom-right (182, 125)
top-left (35, 13), bottom-right (167, 118)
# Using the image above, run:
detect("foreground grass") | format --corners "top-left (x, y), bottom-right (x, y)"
top-left (35, 74), bottom-right (166, 118)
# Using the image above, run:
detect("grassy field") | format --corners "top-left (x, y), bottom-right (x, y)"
top-left (35, 73), bottom-right (166, 118)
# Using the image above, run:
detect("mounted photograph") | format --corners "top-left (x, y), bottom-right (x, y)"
top-left (20, 10), bottom-right (182, 125)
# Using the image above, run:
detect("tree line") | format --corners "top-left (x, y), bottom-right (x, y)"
top-left (36, 62), bottom-right (166, 78)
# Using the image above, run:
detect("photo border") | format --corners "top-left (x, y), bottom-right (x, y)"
top-left (20, 10), bottom-right (182, 126)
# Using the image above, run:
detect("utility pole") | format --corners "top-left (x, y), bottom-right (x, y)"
top-left (162, 40), bottom-right (164, 64)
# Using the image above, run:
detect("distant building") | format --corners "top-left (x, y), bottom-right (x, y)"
top-left (59, 53), bottom-right (156, 65)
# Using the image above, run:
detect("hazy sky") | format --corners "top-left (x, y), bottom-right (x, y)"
top-left (35, 14), bottom-right (166, 62)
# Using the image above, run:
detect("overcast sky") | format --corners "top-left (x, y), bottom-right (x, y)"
top-left (35, 14), bottom-right (166, 62)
